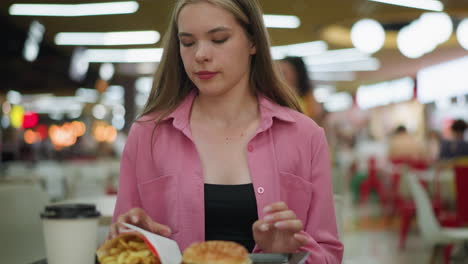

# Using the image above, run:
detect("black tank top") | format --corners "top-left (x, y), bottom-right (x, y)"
top-left (204, 183), bottom-right (258, 252)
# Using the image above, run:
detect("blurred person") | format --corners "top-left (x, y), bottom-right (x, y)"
top-left (388, 125), bottom-right (427, 162)
top-left (1, 126), bottom-right (19, 164)
top-left (277, 56), bottom-right (323, 122)
top-left (109, 0), bottom-right (342, 262)
top-left (439, 119), bottom-right (468, 160)
top-left (427, 130), bottom-right (441, 162)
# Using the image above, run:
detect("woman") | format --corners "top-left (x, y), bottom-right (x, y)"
top-left (109, 0), bottom-right (343, 262)
top-left (277, 56), bottom-right (323, 121)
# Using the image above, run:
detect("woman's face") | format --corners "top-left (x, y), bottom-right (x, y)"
top-left (177, 2), bottom-right (256, 97)
top-left (278, 60), bottom-right (298, 90)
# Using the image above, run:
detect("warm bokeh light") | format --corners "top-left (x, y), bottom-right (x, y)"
top-left (36, 124), bottom-right (48, 140)
top-left (93, 121), bottom-right (117, 143)
top-left (22, 111), bottom-right (39, 129)
top-left (24, 129), bottom-right (40, 144)
top-left (71, 121), bottom-right (86, 137)
top-left (49, 123), bottom-right (78, 149)
top-left (2, 101), bottom-right (12, 114)
top-left (10, 105), bottom-right (24, 128)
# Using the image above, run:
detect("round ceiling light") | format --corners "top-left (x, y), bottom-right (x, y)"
top-left (397, 25), bottom-right (425, 59)
top-left (457, 18), bottom-right (468, 50)
top-left (99, 63), bottom-right (115, 81)
top-left (398, 12), bottom-right (453, 59)
top-left (419, 12), bottom-right (453, 45)
top-left (351, 18), bottom-right (386, 54)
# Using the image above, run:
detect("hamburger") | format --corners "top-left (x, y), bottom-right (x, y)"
top-left (182, 241), bottom-right (252, 264)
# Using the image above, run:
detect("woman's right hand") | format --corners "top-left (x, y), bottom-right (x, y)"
top-left (108, 208), bottom-right (172, 239)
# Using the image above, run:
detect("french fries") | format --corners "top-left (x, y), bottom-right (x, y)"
top-left (97, 234), bottom-right (160, 264)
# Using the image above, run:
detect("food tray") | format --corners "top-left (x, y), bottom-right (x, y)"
top-left (250, 252), bottom-right (309, 264)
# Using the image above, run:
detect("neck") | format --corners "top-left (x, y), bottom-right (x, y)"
top-left (193, 87), bottom-right (259, 128)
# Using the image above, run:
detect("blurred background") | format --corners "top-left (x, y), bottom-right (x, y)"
top-left (1, 0), bottom-right (468, 263)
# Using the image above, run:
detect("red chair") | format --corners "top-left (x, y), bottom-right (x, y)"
top-left (454, 165), bottom-right (468, 224)
top-left (358, 157), bottom-right (387, 207)
top-left (389, 160), bottom-right (449, 250)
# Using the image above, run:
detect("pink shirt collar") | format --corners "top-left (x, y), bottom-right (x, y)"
top-left (162, 90), bottom-right (295, 135)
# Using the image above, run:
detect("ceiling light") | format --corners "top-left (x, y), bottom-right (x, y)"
top-left (368, 0), bottom-right (443, 11)
top-left (417, 56), bottom-right (468, 103)
top-left (92, 104), bottom-right (107, 119)
top-left (303, 48), bottom-right (371, 65)
top-left (313, 85), bottom-right (335, 103)
top-left (23, 21), bottom-right (45, 62)
top-left (263, 14), bottom-right (301, 28)
top-left (9, 1), bottom-right (139, 17)
top-left (396, 13), bottom-right (451, 59)
top-left (420, 12), bottom-right (453, 45)
top-left (55, 31), bottom-right (160, 46)
top-left (112, 105), bottom-right (126, 117)
top-left (351, 19), bottom-right (385, 54)
top-left (357, 77), bottom-right (414, 109)
top-left (85, 48), bottom-right (164, 63)
top-left (75, 88), bottom-right (98, 103)
top-left (457, 19), bottom-right (468, 50)
top-left (308, 72), bottom-right (356, 82)
top-left (309, 58), bottom-right (380, 72)
top-left (99, 63), bottom-right (115, 81)
top-left (397, 25), bottom-right (426, 59)
top-left (271, 41), bottom-right (327, 60)
top-left (135, 77), bottom-right (154, 94)
top-left (324, 92), bottom-right (353, 112)
top-left (69, 48), bottom-right (89, 82)
top-left (7, 90), bottom-right (22, 105)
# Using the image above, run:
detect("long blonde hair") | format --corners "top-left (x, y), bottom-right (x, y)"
top-left (140, 0), bottom-right (301, 122)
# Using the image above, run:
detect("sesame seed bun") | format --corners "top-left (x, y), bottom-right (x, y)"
top-left (182, 241), bottom-right (252, 264)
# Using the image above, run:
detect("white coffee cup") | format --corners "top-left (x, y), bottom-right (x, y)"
top-left (41, 204), bottom-right (100, 264)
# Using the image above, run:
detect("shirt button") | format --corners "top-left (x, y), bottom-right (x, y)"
top-left (248, 145), bottom-right (254, 152)
top-left (257, 187), bottom-right (264, 194)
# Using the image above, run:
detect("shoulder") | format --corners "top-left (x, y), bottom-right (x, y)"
top-left (276, 106), bottom-right (324, 137)
top-left (128, 111), bottom-right (167, 135)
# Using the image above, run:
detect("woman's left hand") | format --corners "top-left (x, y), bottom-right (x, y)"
top-left (252, 202), bottom-right (309, 253)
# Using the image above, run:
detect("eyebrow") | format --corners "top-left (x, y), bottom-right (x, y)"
top-left (178, 26), bottom-right (232, 37)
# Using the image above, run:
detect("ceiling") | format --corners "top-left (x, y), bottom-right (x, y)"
top-left (2, 0), bottom-right (468, 94)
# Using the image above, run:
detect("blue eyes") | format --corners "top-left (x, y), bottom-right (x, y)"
top-left (180, 38), bottom-right (228, 47)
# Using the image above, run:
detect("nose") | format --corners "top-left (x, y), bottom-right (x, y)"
top-left (194, 42), bottom-right (212, 63)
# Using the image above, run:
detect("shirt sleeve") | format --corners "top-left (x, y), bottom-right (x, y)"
top-left (112, 123), bottom-right (143, 222)
top-left (299, 128), bottom-right (344, 264)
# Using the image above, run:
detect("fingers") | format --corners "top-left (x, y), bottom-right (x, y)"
top-left (273, 219), bottom-right (303, 232)
top-left (293, 233), bottom-right (309, 246)
top-left (148, 221), bottom-right (172, 237)
top-left (252, 219), bottom-right (271, 233)
top-left (263, 201), bottom-right (288, 214)
top-left (264, 210), bottom-right (296, 223)
top-left (263, 203), bottom-right (303, 232)
top-left (108, 222), bottom-right (119, 239)
top-left (110, 208), bottom-right (172, 239)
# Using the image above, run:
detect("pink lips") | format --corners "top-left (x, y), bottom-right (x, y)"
top-left (195, 71), bottom-right (218, 80)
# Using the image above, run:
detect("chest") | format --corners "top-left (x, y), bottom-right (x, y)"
top-left (190, 121), bottom-right (258, 184)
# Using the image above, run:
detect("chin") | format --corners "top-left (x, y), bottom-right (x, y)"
top-left (196, 85), bottom-right (231, 98)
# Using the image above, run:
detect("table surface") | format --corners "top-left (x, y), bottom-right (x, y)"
top-left (32, 252), bottom-right (309, 264)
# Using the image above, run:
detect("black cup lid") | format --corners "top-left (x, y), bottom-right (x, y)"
top-left (41, 203), bottom-right (101, 219)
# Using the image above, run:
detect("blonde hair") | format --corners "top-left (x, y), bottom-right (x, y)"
top-left (140, 0), bottom-right (301, 123)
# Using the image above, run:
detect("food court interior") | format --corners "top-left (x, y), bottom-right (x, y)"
top-left (1, 0), bottom-right (468, 263)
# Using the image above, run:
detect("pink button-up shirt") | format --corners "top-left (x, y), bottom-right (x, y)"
top-left (113, 91), bottom-right (343, 263)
